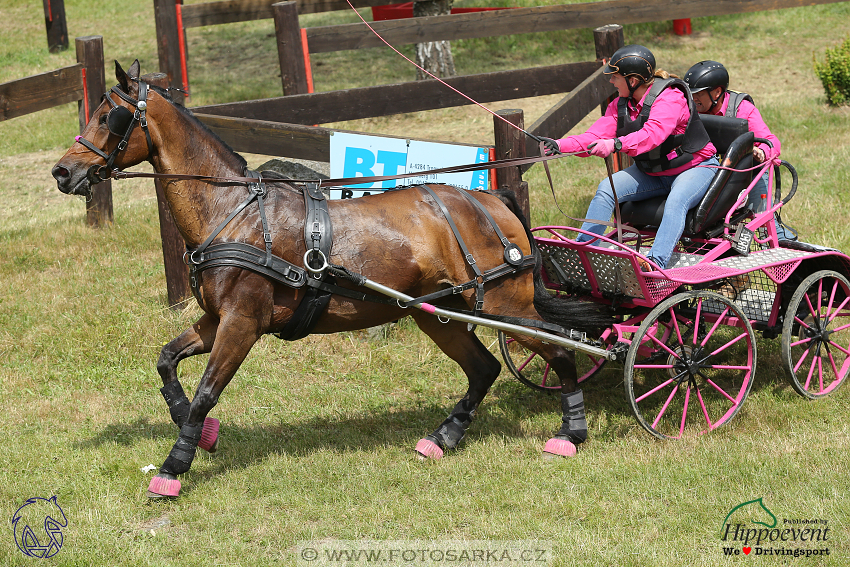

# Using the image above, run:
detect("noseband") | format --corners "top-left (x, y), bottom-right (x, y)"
top-left (74, 80), bottom-right (155, 184)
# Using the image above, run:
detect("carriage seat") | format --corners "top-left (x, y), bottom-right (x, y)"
top-left (619, 115), bottom-right (754, 238)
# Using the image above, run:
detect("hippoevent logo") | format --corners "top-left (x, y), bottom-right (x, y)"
top-left (719, 498), bottom-right (830, 558)
top-left (11, 496), bottom-right (67, 559)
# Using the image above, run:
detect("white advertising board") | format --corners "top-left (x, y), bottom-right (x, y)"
top-left (328, 132), bottom-right (490, 200)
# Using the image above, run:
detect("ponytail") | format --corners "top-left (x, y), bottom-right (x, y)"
top-left (653, 69), bottom-right (680, 80)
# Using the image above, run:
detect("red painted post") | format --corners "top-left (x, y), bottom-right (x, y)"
top-left (273, 1), bottom-right (311, 96)
top-left (43, 0), bottom-right (69, 53)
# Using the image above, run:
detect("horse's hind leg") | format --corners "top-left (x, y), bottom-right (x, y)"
top-left (505, 334), bottom-right (587, 459)
top-left (411, 314), bottom-right (502, 460)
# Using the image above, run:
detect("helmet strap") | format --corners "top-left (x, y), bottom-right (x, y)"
top-left (708, 87), bottom-right (725, 114)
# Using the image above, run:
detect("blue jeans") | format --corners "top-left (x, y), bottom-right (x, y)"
top-left (576, 157), bottom-right (720, 268)
top-left (746, 171), bottom-right (793, 240)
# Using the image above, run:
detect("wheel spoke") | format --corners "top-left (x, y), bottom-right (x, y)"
top-left (647, 330), bottom-right (683, 360)
top-left (804, 346), bottom-right (818, 391)
top-left (709, 331), bottom-right (750, 357)
top-left (701, 305), bottom-right (729, 348)
top-left (695, 386), bottom-right (713, 429)
top-left (706, 378), bottom-right (739, 404)
top-left (651, 384), bottom-right (679, 430)
top-left (826, 339), bottom-right (850, 357)
top-left (693, 300), bottom-right (702, 345)
top-left (826, 318), bottom-right (850, 333)
top-left (793, 346), bottom-right (812, 373)
top-left (679, 385), bottom-right (691, 438)
top-left (827, 298), bottom-right (850, 325)
top-left (671, 307), bottom-right (685, 346)
top-left (516, 352), bottom-right (537, 373)
top-left (790, 336), bottom-right (813, 348)
top-left (635, 377), bottom-right (676, 403)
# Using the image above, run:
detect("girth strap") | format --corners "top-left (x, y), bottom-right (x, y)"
top-left (276, 182), bottom-right (335, 340)
top-left (419, 185), bottom-right (487, 318)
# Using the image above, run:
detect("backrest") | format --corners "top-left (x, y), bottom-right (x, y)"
top-left (619, 115), bottom-right (754, 236)
top-left (685, 116), bottom-right (754, 234)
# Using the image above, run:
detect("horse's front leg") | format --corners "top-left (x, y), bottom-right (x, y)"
top-left (157, 314), bottom-right (218, 434)
top-left (148, 312), bottom-right (263, 498)
top-left (411, 314), bottom-right (502, 460)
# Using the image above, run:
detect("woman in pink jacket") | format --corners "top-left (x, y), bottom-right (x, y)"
top-left (684, 60), bottom-right (792, 240)
top-left (545, 45), bottom-right (718, 271)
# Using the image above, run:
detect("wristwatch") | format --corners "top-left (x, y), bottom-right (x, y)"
top-left (613, 138), bottom-right (622, 152)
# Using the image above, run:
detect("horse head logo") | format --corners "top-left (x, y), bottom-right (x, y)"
top-left (11, 496), bottom-right (68, 558)
top-left (720, 497), bottom-right (777, 537)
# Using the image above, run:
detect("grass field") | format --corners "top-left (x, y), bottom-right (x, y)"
top-left (1, 1), bottom-right (850, 565)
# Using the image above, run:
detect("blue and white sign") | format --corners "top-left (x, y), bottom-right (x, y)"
top-left (329, 132), bottom-right (490, 200)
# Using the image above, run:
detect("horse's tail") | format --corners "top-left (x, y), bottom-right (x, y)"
top-left (494, 189), bottom-right (614, 337)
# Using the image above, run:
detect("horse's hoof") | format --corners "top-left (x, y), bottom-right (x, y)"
top-left (147, 474), bottom-right (181, 498)
top-left (415, 438), bottom-right (443, 460)
top-left (542, 437), bottom-right (577, 459)
top-left (199, 417), bottom-right (219, 453)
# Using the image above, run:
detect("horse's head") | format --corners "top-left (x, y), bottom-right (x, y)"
top-left (52, 59), bottom-right (169, 196)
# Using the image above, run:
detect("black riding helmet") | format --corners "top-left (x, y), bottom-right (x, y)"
top-left (603, 45), bottom-right (656, 97)
top-left (683, 60), bottom-right (729, 93)
top-left (684, 60), bottom-right (729, 113)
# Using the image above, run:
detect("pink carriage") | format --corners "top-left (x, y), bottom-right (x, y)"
top-left (500, 114), bottom-right (850, 439)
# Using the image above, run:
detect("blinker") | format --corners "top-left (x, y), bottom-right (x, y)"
top-left (107, 106), bottom-right (134, 137)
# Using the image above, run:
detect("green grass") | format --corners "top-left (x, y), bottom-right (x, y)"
top-left (2, 1), bottom-right (850, 565)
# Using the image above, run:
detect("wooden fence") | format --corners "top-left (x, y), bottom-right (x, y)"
top-left (153, 0), bottom-right (848, 100)
top-left (0, 35), bottom-right (112, 228)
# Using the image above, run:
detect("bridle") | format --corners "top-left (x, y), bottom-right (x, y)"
top-left (74, 79), bottom-right (154, 184)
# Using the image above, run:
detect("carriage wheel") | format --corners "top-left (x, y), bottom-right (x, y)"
top-left (498, 331), bottom-right (607, 392)
top-left (781, 270), bottom-right (850, 399)
top-left (624, 290), bottom-right (756, 439)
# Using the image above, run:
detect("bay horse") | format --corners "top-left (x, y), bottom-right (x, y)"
top-left (52, 61), bottom-right (610, 498)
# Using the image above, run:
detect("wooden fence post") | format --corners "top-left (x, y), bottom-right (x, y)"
top-left (43, 0), bottom-right (69, 53)
top-left (493, 109), bottom-right (529, 222)
top-left (273, 1), bottom-right (310, 95)
top-left (593, 24), bottom-right (628, 171)
top-left (153, 0), bottom-right (187, 105)
top-left (144, 71), bottom-right (191, 308)
top-left (75, 36), bottom-right (113, 227)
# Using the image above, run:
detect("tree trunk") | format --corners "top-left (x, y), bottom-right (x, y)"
top-left (412, 0), bottom-right (456, 81)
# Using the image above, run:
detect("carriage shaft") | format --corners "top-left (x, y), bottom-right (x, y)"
top-left (360, 278), bottom-right (616, 361)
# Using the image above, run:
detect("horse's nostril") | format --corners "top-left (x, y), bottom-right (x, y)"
top-left (52, 165), bottom-right (70, 180)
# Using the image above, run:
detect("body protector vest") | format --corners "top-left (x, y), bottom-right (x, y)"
top-left (617, 77), bottom-right (712, 174)
top-left (723, 90), bottom-right (754, 119)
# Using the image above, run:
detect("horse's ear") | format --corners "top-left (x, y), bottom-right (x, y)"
top-left (115, 60), bottom-right (131, 92)
top-left (127, 59), bottom-right (141, 80)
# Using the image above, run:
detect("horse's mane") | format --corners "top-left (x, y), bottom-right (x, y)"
top-left (146, 83), bottom-right (249, 174)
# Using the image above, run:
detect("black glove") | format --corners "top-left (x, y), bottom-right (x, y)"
top-left (539, 137), bottom-right (561, 156)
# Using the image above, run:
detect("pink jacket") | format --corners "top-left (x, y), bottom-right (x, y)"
top-left (557, 85), bottom-right (716, 176)
top-left (712, 92), bottom-right (781, 157)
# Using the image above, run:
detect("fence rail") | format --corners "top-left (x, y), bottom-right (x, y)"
top-left (0, 64), bottom-right (83, 121)
top-left (181, 0), bottom-right (389, 27)
top-left (193, 60), bottom-right (600, 125)
top-left (303, 0), bottom-right (848, 52)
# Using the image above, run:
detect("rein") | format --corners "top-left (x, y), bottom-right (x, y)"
top-left (107, 151), bottom-right (570, 188)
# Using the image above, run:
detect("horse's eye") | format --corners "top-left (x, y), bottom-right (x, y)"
top-left (98, 114), bottom-right (108, 125)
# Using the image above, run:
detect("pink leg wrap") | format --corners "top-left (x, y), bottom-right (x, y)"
top-left (543, 437), bottom-right (577, 458)
top-left (198, 417), bottom-right (219, 452)
top-left (148, 475), bottom-right (181, 497)
top-left (415, 438), bottom-right (444, 460)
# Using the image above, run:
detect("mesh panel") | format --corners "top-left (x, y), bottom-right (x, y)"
top-left (539, 244), bottom-right (589, 289)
